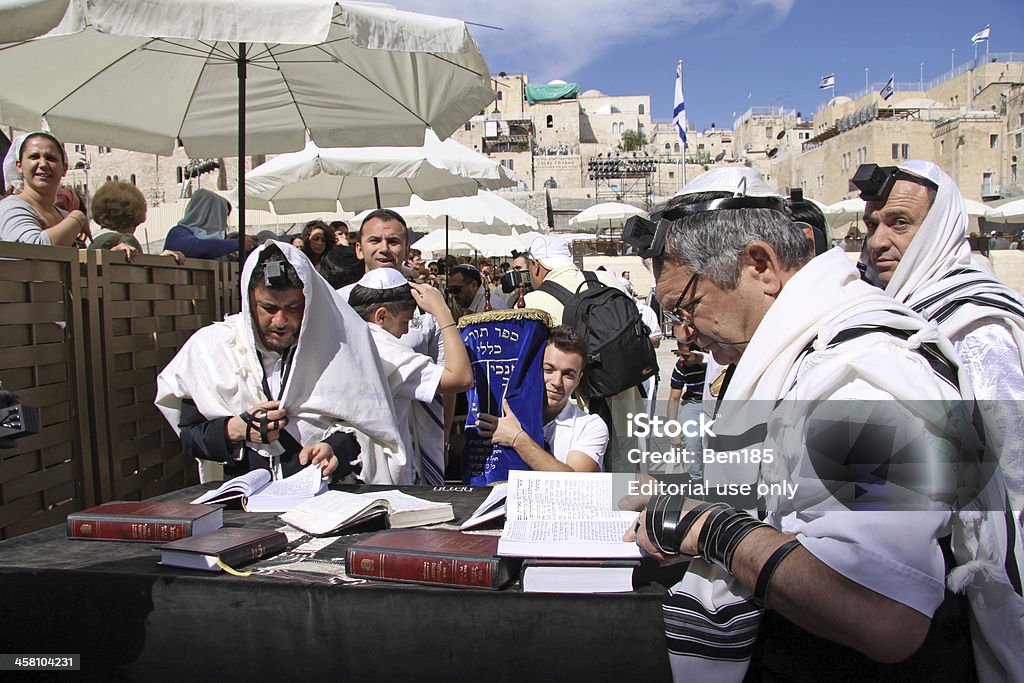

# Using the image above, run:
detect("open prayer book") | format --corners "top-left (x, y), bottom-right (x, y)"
top-left (497, 471), bottom-right (642, 559)
top-left (279, 490), bottom-right (454, 536)
top-left (459, 483), bottom-right (508, 530)
top-left (190, 464), bottom-right (327, 513)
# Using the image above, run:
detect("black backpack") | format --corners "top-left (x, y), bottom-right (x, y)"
top-left (540, 272), bottom-right (658, 399)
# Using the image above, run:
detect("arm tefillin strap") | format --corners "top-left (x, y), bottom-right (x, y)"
top-left (238, 408), bottom-right (283, 443)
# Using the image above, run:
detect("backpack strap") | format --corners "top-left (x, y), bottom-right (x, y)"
top-left (538, 279), bottom-right (573, 305)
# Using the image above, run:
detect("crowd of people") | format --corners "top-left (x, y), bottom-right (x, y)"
top-left (4, 127), bottom-right (1023, 681)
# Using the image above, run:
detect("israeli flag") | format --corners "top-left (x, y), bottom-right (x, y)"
top-left (818, 74), bottom-right (835, 89)
top-left (880, 74), bottom-right (895, 101)
top-left (674, 62), bottom-right (687, 147)
top-left (971, 25), bottom-right (990, 44)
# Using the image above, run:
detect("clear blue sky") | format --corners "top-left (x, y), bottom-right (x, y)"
top-left (396, 0), bottom-right (1023, 131)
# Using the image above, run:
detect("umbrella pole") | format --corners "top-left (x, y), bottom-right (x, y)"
top-left (373, 177), bottom-right (382, 209)
top-left (237, 41), bottom-right (247, 304)
top-left (444, 215), bottom-right (450, 305)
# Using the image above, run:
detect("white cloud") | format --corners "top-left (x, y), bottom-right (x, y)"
top-left (392, 0), bottom-right (795, 81)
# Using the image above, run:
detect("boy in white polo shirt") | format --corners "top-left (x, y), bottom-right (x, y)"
top-left (475, 325), bottom-right (608, 472)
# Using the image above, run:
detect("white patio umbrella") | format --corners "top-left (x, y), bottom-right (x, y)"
top-left (963, 198), bottom-right (992, 219)
top-left (987, 199), bottom-right (1024, 224)
top-left (355, 191), bottom-right (539, 236)
top-left (411, 229), bottom-right (480, 258)
top-left (0, 0), bottom-right (495, 255)
top-left (0, 0), bottom-right (68, 41)
top-left (826, 197), bottom-right (867, 238)
top-left (568, 202), bottom-right (647, 234)
top-left (237, 131), bottom-right (517, 214)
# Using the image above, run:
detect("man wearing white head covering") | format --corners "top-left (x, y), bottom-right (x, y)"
top-left (348, 268), bottom-right (473, 485)
top-left (341, 208), bottom-right (452, 476)
top-left (857, 159), bottom-right (1024, 681)
top-left (156, 242), bottom-right (407, 484)
top-left (626, 165), bottom-right (1002, 682)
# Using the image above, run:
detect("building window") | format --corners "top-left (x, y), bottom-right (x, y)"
top-left (990, 134), bottom-right (999, 149)
top-left (176, 166), bottom-right (183, 183)
top-left (73, 144), bottom-right (86, 154)
top-left (1016, 132), bottom-right (1022, 149)
top-left (892, 144), bottom-right (899, 160)
top-left (940, 140), bottom-right (945, 154)
top-left (664, 143), bottom-right (671, 151)
top-left (500, 159), bottom-right (514, 171)
top-left (1012, 163), bottom-right (1017, 184)
top-left (546, 114), bottom-right (553, 128)
top-left (698, 143), bottom-right (705, 150)
top-left (982, 172), bottom-right (994, 195)
top-left (638, 104), bottom-right (645, 115)
top-left (638, 123), bottom-right (644, 135)
top-left (130, 174), bottom-right (136, 185)
top-left (668, 171), bottom-right (675, 179)
top-left (496, 91), bottom-right (503, 101)
top-left (464, 122), bottom-right (471, 131)
top-left (765, 126), bottom-right (773, 138)
top-left (674, 143), bottom-right (680, 153)
top-left (901, 143), bottom-right (910, 159)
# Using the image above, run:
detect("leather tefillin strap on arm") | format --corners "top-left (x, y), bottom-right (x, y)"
top-left (238, 408), bottom-right (283, 443)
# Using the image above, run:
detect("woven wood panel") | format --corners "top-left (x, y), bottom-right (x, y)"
top-left (0, 243), bottom-right (91, 540)
top-left (85, 251), bottom-right (223, 502)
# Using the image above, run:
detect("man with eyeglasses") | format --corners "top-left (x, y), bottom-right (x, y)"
top-left (447, 263), bottom-right (510, 316)
top-left (620, 166), bottom-right (1011, 682)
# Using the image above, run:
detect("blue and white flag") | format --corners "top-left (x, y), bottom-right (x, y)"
top-left (880, 74), bottom-right (895, 101)
top-left (674, 62), bottom-right (687, 147)
top-left (971, 25), bottom-right (990, 44)
top-left (818, 74), bottom-right (835, 89)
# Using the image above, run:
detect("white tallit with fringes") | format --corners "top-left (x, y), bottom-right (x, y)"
top-left (667, 249), bottom-right (975, 682)
top-left (155, 242), bottom-right (407, 484)
top-left (858, 160), bottom-right (1024, 682)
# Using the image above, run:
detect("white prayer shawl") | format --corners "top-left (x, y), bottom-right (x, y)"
top-left (858, 161), bottom-right (1024, 682)
top-left (156, 242), bottom-right (407, 484)
top-left (668, 249), bottom-right (969, 681)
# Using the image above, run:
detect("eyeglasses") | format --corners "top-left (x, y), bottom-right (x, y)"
top-left (663, 271), bottom-right (699, 329)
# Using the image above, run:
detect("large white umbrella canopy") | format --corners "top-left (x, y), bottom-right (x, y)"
top-left (568, 202), bottom-right (646, 231)
top-left (962, 198), bottom-right (992, 219)
top-left (355, 191), bottom-right (539, 236)
top-left (985, 199), bottom-right (1024, 225)
top-left (412, 229), bottom-right (520, 259)
top-left (0, 0), bottom-right (495, 260)
top-left (0, 0), bottom-right (494, 156)
top-left (0, 0), bottom-right (68, 41)
top-left (237, 131), bottom-right (517, 214)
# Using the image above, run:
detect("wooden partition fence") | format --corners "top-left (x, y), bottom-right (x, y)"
top-left (0, 243), bottom-right (239, 539)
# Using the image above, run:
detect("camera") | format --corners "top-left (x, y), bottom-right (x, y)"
top-left (500, 269), bottom-right (531, 294)
top-left (0, 389), bottom-right (39, 449)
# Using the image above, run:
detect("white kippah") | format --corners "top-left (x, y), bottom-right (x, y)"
top-left (357, 267), bottom-right (408, 290)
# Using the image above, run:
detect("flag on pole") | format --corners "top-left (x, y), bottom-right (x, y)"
top-left (971, 25), bottom-right (991, 44)
top-left (880, 74), bottom-right (895, 101)
top-left (818, 74), bottom-right (835, 89)
top-left (674, 61), bottom-right (687, 147)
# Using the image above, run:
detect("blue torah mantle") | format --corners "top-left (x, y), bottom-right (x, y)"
top-left (459, 309), bottom-right (552, 484)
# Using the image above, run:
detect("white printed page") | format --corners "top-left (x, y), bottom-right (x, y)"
top-left (366, 490), bottom-right (448, 511)
top-left (279, 491), bottom-right (382, 535)
top-left (259, 463), bottom-right (326, 498)
top-left (505, 471), bottom-right (628, 523)
top-left (191, 468), bottom-right (270, 504)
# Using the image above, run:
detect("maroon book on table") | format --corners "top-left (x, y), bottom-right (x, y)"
top-left (66, 501), bottom-right (223, 542)
top-left (347, 529), bottom-right (521, 589)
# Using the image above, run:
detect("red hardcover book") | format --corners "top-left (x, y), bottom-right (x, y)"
top-left (66, 501), bottom-right (223, 542)
top-left (160, 527), bottom-right (288, 572)
top-left (347, 529), bottom-right (521, 590)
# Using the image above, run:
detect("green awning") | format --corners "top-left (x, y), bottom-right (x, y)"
top-left (524, 83), bottom-right (579, 104)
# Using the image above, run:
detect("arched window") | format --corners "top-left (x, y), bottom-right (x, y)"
top-left (664, 143), bottom-right (671, 151)
top-left (674, 143), bottom-right (680, 153)
top-left (130, 174), bottom-right (137, 185)
top-left (176, 167), bottom-right (183, 183)
top-left (638, 104), bottom-right (645, 115)
top-left (497, 91), bottom-right (503, 101)
top-left (546, 114), bottom-right (553, 128)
